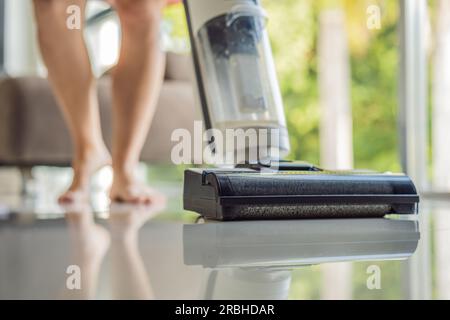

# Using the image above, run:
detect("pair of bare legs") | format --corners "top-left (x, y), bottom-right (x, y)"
top-left (63, 201), bottom-right (166, 299)
top-left (33, 0), bottom-right (166, 204)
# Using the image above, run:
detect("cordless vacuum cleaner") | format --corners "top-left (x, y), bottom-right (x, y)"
top-left (182, 0), bottom-right (419, 220)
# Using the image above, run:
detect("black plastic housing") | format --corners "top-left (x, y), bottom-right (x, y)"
top-left (183, 167), bottom-right (420, 221)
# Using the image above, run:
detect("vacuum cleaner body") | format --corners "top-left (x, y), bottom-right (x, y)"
top-left (182, 0), bottom-right (420, 220)
top-left (183, 0), bottom-right (290, 159)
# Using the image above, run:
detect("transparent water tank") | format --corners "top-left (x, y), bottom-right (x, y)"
top-left (195, 3), bottom-right (290, 163)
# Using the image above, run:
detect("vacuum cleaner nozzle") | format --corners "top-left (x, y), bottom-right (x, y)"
top-left (183, 164), bottom-right (419, 221)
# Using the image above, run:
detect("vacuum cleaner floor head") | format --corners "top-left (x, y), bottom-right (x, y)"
top-left (183, 166), bottom-right (419, 221)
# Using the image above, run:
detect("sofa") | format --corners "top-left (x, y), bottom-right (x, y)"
top-left (0, 52), bottom-right (200, 169)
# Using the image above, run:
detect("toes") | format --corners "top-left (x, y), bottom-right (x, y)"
top-left (58, 191), bottom-right (89, 204)
top-left (111, 194), bottom-right (141, 204)
top-left (58, 193), bottom-right (76, 204)
top-left (110, 187), bottom-right (166, 206)
top-left (140, 191), bottom-right (153, 205)
top-left (140, 196), bottom-right (151, 205)
top-left (137, 189), bottom-right (164, 205)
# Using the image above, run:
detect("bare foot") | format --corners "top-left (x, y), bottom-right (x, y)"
top-left (110, 172), bottom-right (165, 205)
top-left (59, 147), bottom-right (112, 204)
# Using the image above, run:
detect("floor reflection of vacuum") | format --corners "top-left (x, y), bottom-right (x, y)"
top-left (183, 219), bottom-right (420, 299)
top-left (182, 0), bottom-right (419, 220)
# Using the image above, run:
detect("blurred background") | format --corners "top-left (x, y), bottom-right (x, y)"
top-left (0, 0), bottom-right (447, 190)
top-left (0, 0), bottom-right (449, 300)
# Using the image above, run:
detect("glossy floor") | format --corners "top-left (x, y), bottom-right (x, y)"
top-left (0, 171), bottom-right (449, 299)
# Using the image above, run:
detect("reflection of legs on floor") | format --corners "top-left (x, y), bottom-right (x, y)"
top-left (109, 202), bottom-right (166, 299)
top-left (33, 0), bottom-right (111, 204)
top-left (109, 0), bottom-right (166, 204)
top-left (110, 233), bottom-right (153, 299)
top-left (62, 205), bottom-right (110, 299)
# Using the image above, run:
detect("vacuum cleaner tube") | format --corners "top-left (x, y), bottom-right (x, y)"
top-left (195, 3), bottom-right (290, 164)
